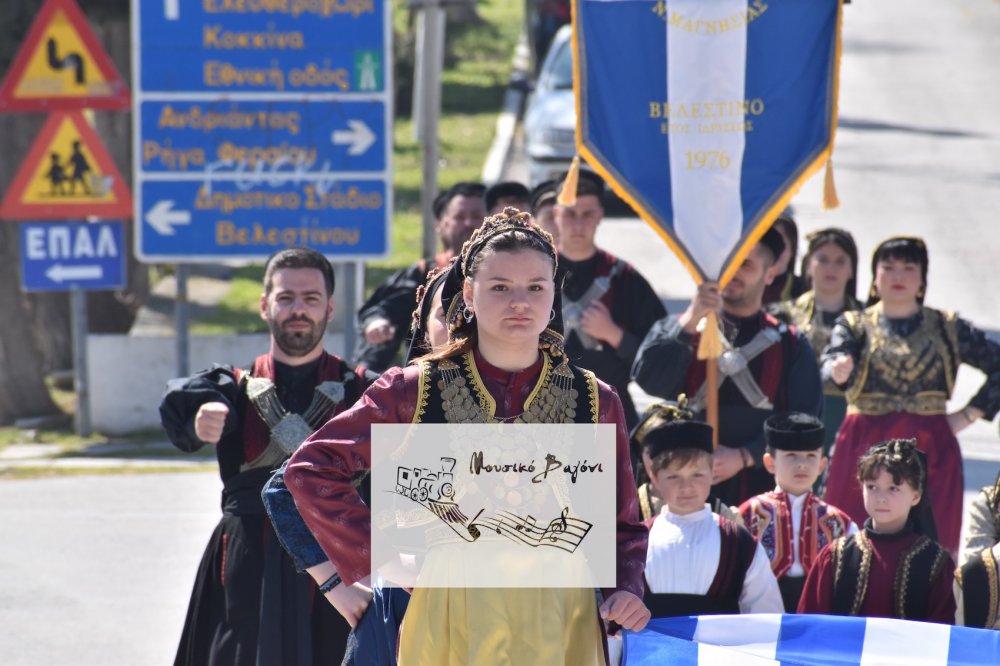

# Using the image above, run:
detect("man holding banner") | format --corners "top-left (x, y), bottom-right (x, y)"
top-left (632, 228), bottom-right (823, 507)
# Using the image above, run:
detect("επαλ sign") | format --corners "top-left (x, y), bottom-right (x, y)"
top-left (20, 220), bottom-right (126, 292)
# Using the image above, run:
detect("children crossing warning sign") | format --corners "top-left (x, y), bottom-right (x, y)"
top-left (0, 111), bottom-right (132, 220)
top-left (0, 0), bottom-right (129, 112)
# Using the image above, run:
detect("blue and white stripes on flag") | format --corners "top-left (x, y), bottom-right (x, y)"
top-left (573, 0), bottom-right (841, 284)
top-left (623, 614), bottom-right (1000, 665)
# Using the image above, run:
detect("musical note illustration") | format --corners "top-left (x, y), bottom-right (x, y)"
top-left (393, 463), bottom-right (593, 552)
top-left (547, 506), bottom-right (569, 541)
top-left (541, 506), bottom-right (592, 553)
top-left (466, 508), bottom-right (484, 541)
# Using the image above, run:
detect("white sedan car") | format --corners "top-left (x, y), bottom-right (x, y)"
top-left (524, 25), bottom-right (576, 186)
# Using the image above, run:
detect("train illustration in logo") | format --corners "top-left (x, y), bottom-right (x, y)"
top-left (395, 457), bottom-right (457, 502)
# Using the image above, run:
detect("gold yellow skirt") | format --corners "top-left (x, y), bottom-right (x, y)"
top-left (398, 587), bottom-right (606, 666)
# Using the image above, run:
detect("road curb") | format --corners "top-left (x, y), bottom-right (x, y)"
top-left (481, 34), bottom-right (531, 186)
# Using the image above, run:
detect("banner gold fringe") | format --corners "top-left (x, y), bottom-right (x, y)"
top-left (823, 158), bottom-right (840, 210)
top-left (557, 155), bottom-right (581, 207)
top-left (696, 312), bottom-right (723, 360)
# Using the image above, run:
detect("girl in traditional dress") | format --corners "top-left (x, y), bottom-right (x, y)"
top-left (770, 228), bottom-right (862, 458)
top-left (285, 209), bottom-right (649, 665)
top-left (821, 236), bottom-right (1000, 555)
top-left (798, 438), bottom-right (955, 623)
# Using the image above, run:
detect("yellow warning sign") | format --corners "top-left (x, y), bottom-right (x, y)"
top-left (0, 0), bottom-right (129, 112)
top-left (0, 111), bottom-right (132, 220)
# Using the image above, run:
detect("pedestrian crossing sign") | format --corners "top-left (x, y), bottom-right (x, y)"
top-left (0, 111), bottom-right (133, 220)
top-left (0, 0), bottom-right (130, 112)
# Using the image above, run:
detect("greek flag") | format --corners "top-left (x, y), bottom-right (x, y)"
top-left (623, 615), bottom-right (1000, 665)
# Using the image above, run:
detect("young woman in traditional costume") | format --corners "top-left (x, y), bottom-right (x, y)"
top-left (285, 209), bottom-right (649, 665)
top-left (769, 228), bottom-right (862, 459)
top-left (821, 236), bottom-right (1000, 555)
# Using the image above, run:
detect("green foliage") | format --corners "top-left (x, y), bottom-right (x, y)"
top-left (193, 265), bottom-right (268, 334)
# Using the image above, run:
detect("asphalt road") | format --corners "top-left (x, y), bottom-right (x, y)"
top-left (3, 0), bottom-right (1000, 663)
top-left (0, 473), bottom-right (221, 666)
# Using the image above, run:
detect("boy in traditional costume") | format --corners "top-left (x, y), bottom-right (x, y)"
top-left (739, 413), bottom-right (857, 612)
top-left (798, 438), bottom-right (955, 623)
top-left (642, 415), bottom-right (783, 618)
top-left (633, 400), bottom-right (743, 526)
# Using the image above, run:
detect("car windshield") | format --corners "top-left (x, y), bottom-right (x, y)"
top-left (545, 39), bottom-right (573, 90)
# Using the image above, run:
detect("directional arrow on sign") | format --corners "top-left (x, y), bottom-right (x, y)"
top-left (146, 199), bottom-right (191, 235)
top-left (332, 120), bottom-right (376, 156)
top-left (46, 264), bottom-right (104, 283)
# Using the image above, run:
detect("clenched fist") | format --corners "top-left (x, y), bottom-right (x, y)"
top-left (195, 402), bottom-right (230, 445)
top-left (829, 355), bottom-right (854, 385)
top-left (363, 318), bottom-right (396, 345)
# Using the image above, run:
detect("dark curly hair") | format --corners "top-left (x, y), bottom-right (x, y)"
top-left (857, 438), bottom-right (924, 493)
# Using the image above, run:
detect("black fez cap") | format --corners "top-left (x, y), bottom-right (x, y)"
top-left (764, 413), bottom-right (825, 452)
top-left (530, 179), bottom-right (559, 214)
top-left (759, 226), bottom-right (786, 261)
top-left (555, 168), bottom-right (606, 201)
top-left (643, 420), bottom-right (715, 458)
top-left (485, 181), bottom-right (531, 213)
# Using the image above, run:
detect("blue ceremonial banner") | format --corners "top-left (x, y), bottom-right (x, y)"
top-left (622, 615), bottom-right (1000, 665)
top-left (573, 0), bottom-right (842, 284)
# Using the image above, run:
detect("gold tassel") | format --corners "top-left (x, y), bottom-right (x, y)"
top-left (823, 157), bottom-right (840, 210)
top-left (696, 311), bottom-right (723, 360)
top-left (557, 155), bottom-right (580, 207)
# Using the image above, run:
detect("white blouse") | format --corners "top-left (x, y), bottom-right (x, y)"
top-left (645, 504), bottom-right (784, 614)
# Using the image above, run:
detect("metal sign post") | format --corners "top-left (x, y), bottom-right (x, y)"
top-left (70, 286), bottom-right (91, 436)
top-left (417, 4), bottom-right (446, 264)
top-left (19, 221), bottom-right (127, 436)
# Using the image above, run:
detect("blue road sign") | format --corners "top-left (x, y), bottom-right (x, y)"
top-left (20, 221), bottom-right (126, 292)
top-left (138, 2), bottom-right (386, 95)
top-left (140, 178), bottom-right (387, 257)
top-left (139, 100), bottom-right (386, 174)
top-left (132, 0), bottom-right (391, 261)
